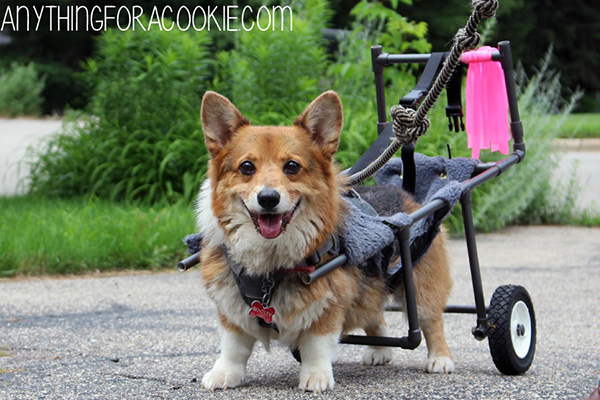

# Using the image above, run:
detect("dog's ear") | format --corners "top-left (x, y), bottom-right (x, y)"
top-left (294, 91), bottom-right (343, 160)
top-left (201, 91), bottom-right (249, 155)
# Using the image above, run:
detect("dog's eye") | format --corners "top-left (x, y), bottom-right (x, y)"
top-left (283, 160), bottom-right (301, 175)
top-left (239, 161), bottom-right (256, 175)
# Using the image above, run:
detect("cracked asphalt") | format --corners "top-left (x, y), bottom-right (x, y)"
top-left (1, 226), bottom-right (599, 399)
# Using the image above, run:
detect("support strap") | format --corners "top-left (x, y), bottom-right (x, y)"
top-left (399, 52), bottom-right (446, 108)
top-left (401, 144), bottom-right (416, 194)
top-left (446, 65), bottom-right (465, 132)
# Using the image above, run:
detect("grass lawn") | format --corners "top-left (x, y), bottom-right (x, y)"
top-left (0, 196), bottom-right (195, 277)
top-left (552, 113), bottom-right (600, 138)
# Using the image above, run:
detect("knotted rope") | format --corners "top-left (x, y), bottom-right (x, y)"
top-left (347, 0), bottom-right (498, 186)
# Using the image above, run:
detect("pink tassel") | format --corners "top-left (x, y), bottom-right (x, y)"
top-left (462, 46), bottom-right (510, 159)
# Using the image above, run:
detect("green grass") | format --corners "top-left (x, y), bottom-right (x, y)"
top-left (0, 196), bottom-right (195, 277)
top-left (552, 113), bottom-right (600, 138)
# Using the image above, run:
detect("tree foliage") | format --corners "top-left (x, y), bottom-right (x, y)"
top-left (397, 0), bottom-right (600, 109)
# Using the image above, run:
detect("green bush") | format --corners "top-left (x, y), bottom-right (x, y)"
top-left (34, 61), bottom-right (88, 114)
top-left (497, 55), bottom-right (584, 228)
top-left (0, 62), bottom-right (46, 117)
top-left (29, 18), bottom-right (212, 204)
top-left (28, 0), bottom-right (341, 205)
top-left (27, 0), bottom-right (584, 234)
top-left (328, 0), bottom-right (430, 167)
top-left (212, 0), bottom-right (330, 124)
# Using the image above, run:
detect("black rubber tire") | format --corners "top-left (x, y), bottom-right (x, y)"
top-left (487, 284), bottom-right (536, 375)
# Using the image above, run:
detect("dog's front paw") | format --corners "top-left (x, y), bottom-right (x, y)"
top-left (202, 366), bottom-right (245, 390)
top-left (362, 347), bottom-right (393, 366)
top-left (426, 356), bottom-right (455, 374)
top-left (298, 369), bottom-right (335, 393)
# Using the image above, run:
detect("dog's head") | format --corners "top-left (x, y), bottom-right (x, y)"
top-left (199, 91), bottom-right (343, 269)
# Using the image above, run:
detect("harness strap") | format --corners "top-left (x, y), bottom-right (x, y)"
top-left (445, 64), bottom-right (465, 132)
top-left (401, 144), bottom-right (416, 195)
top-left (223, 236), bottom-right (339, 330)
top-left (399, 52), bottom-right (446, 108)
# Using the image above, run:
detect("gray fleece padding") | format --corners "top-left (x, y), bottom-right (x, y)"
top-left (374, 153), bottom-right (479, 204)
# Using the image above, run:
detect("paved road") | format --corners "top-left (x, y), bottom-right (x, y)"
top-left (1, 226), bottom-right (599, 399)
top-left (557, 151), bottom-right (599, 210)
top-left (0, 118), bottom-right (62, 196)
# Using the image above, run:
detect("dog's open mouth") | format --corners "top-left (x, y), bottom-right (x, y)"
top-left (247, 201), bottom-right (300, 239)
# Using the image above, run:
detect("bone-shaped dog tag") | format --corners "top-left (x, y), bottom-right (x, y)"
top-left (248, 301), bottom-right (275, 324)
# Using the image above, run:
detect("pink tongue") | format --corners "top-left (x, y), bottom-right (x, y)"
top-left (257, 214), bottom-right (283, 239)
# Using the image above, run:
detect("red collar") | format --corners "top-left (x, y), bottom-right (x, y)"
top-left (276, 265), bottom-right (316, 275)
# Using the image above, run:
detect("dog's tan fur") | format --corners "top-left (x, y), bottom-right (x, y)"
top-left (197, 91), bottom-right (454, 392)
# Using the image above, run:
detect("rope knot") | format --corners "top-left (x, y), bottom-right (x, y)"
top-left (473, 0), bottom-right (499, 19)
top-left (455, 28), bottom-right (481, 51)
top-left (390, 105), bottom-right (430, 145)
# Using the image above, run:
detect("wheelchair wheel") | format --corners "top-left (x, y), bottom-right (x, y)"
top-left (487, 285), bottom-right (536, 375)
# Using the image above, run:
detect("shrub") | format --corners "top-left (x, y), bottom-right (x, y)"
top-left (34, 61), bottom-right (88, 114)
top-left (327, 0), bottom-right (431, 167)
top-left (27, 1), bottom-right (582, 235)
top-left (212, 0), bottom-right (330, 125)
top-left (29, 18), bottom-right (212, 204)
top-left (0, 62), bottom-right (46, 117)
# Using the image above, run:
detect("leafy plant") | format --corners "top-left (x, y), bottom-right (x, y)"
top-left (0, 62), bottom-right (46, 117)
top-left (213, 0), bottom-right (330, 125)
top-left (26, 1), bottom-right (587, 235)
top-left (28, 18), bottom-right (212, 204)
top-left (329, 0), bottom-right (430, 167)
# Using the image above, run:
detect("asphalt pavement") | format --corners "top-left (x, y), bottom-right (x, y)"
top-left (0, 118), bottom-right (63, 196)
top-left (1, 225), bottom-right (599, 399)
top-left (0, 119), bottom-right (598, 398)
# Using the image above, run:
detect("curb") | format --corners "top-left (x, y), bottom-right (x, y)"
top-left (553, 138), bottom-right (600, 152)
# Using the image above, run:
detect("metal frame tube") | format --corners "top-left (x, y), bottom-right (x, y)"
top-left (302, 254), bottom-right (347, 284)
top-left (178, 252), bottom-right (200, 272)
top-left (342, 227), bottom-right (421, 350)
top-left (398, 228), bottom-right (422, 347)
top-left (386, 304), bottom-right (487, 314)
top-left (371, 45), bottom-right (388, 134)
top-left (340, 334), bottom-right (420, 349)
top-left (498, 41), bottom-right (525, 153)
top-left (375, 50), bottom-right (500, 66)
top-left (460, 191), bottom-right (489, 340)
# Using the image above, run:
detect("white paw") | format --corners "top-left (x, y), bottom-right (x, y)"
top-left (426, 356), bottom-right (455, 374)
top-left (298, 369), bottom-right (335, 393)
top-left (201, 366), bottom-right (245, 390)
top-left (362, 347), bottom-right (393, 366)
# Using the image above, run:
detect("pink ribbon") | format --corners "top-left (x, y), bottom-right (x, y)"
top-left (462, 46), bottom-right (511, 159)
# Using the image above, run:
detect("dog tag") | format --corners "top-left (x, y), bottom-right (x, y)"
top-left (248, 301), bottom-right (275, 324)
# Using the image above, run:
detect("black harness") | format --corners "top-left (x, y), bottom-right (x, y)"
top-left (223, 236), bottom-right (339, 331)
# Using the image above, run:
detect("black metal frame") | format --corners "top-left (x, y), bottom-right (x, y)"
top-left (305, 40), bottom-right (526, 349)
top-left (176, 40), bottom-right (527, 351)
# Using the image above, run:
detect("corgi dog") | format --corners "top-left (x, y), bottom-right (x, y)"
top-left (196, 90), bottom-right (454, 392)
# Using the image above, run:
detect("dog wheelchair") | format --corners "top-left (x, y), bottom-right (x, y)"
top-left (179, 0), bottom-right (536, 376)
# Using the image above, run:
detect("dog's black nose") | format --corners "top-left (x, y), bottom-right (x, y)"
top-left (257, 189), bottom-right (280, 210)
